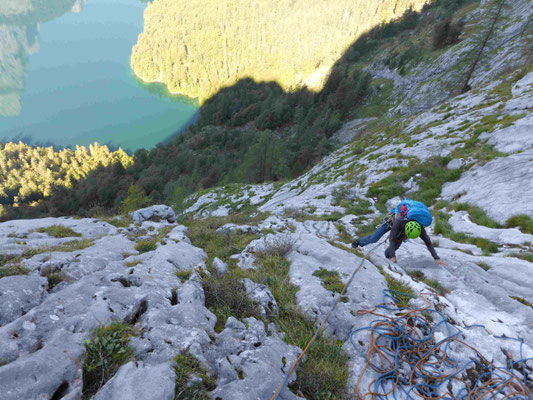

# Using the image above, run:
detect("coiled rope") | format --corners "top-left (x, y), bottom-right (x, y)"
top-left (351, 291), bottom-right (533, 399)
top-left (270, 239), bottom-right (387, 400)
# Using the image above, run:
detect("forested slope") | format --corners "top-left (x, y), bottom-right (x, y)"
top-left (1, 0), bottom-right (486, 220)
top-left (131, 0), bottom-right (428, 101)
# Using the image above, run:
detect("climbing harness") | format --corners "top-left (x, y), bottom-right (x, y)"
top-left (270, 239), bottom-right (388, 400)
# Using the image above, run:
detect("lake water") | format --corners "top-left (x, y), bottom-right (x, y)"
top-left (0, 0), bottom-right (198, 152)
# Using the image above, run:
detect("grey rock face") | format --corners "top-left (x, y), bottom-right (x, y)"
top-left (93, 361), bottom-right (176, 400)
top-left (212, 257), bottom-right (228, 275)
top-left (242, 278), bottom-right (279, 317)
top-left (130, 205), bottom-right (176, 223)
top-left (0, 275), bottom-right (47, 326)
top-left (207, 317), bottom-right (304, 400)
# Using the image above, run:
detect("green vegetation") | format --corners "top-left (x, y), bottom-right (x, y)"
top-left (201, 270), bottom-right (262, 332)
top-left (313, 268), bottom-right (345, 293)
top-left (120, 184), bottom-right (151, 214)
top-left (0, 263), bottom-right (30, 279)
top-left (132, 0), bottom-right (426, 101)
top-left (505, 214), bottom-right (533, 235)
top-left (125, 259), bottom-right (143, 268)
top-left (508, 252), bottom-right (533, 263)
top-left (0, 142), bottom-right (132, 220)
top-left (37, 225), bottom-right (81, 238)
top-left (510, 296), bottom-right (533, 308)
top-left (134, 239), bottom-right (157, 253)
top-left (174, 352), bottom-right (216, 400)
top-left (41, 266), bottom-right (67, 290)
top-left (476, 262), bottom-right (490, 271)
top-left (453, 203), bottom-right (501, 228)
top-left (378, 267), bottom-right (415, 308)
top-left (434, 212), bottom-right (499, 255)
top-left (406, 270), bottom-right (450, 295)
top-left (176, 269), bottom-right (192, 283)
top-left (82, 322), bottom-right (137, 399)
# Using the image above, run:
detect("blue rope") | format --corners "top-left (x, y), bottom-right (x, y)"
top-left (350, 290), bottom-right (533, 399)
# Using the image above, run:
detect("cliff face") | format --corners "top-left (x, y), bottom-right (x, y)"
top-left (131, 0), bottom-right (429, 101)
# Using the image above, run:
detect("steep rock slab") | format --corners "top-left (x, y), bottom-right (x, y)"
top-left (442, 152), bottom-right (533, 223)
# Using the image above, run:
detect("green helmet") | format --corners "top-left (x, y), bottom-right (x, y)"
top-left (405, 221), bottom-right (421, 239)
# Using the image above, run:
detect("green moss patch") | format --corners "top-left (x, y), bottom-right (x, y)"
top-left (37, 225), bottom-right (81, 238)
top-left (313, 268), bottom-right (345, 294)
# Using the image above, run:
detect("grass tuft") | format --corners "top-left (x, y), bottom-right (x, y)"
top-left (135, 239), bottom-right (157, 253)
top-left (312, 268), bottom-right (345, 293)
top-left (37, 225), bottom-right (82, 238)
top-left (0, 263), bottom-right (30, 278)
top-left (505, 214), bottom-right (533, 235)
top-left (176, 269), bottom-right (192, 283)
top-left (174, 352), bottom-right (216, 399)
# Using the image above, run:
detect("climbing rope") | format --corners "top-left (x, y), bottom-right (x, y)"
top-left (270, 239), bottom-right (388, 400)
top-left (351, 291), bottom-right (533, 400)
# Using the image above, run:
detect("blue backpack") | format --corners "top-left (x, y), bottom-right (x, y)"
top-left (391, 198), bottom-right (433, 227)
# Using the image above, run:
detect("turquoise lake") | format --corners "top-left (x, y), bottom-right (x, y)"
top-left (0, 0), bottom-right (198, 152)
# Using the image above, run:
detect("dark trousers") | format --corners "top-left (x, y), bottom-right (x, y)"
top-left (359, 217), bottom-right (404, 258)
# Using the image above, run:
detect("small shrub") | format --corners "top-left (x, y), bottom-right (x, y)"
top-left (505, 214), bottom-right (533, 235)
top-left (0, 263), bottom-right (30, 279)
top-left (135, 239), bottom-right (157, 253)
top-left (82, 322), bottom-right (136, 399)
top-left (176, 269), bottom-right (192, 283)
top-left (255, 236), bottom-right (295, 259)
top-left (126, 259), bottom-right (143, 268)
top-left (313, 268), bottom-right (345, 293)
top-left (331, 186), bottom-right (351, 206)
top-left (41, 266), bottom-right (67, 290)
top-left (201, 271), bottom-right (261, 332)
top-left (174, 352), bottom-right (216, 400)
top-left (37, 225), bottom-right (81, 238)
top-left (319, 211), bottom-right (344, 222)
top-left (120, 184), bottom-right (151, 214)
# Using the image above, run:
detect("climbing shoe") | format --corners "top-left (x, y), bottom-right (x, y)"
top-left (351, 238), bottom-right (360, 248)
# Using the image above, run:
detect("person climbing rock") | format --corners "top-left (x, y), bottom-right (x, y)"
top-left (352, 199), bottom-right (448, 267)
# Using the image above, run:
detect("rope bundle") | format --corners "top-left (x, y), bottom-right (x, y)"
top-left (351, 291), bottom-right (533, 400)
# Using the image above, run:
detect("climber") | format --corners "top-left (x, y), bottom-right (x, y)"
top-left (351, 199), bottom-right (448, 267)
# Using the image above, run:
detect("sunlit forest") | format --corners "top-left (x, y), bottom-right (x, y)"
top-left (131, 0), bottom-right (428, 101)
top-left (0, 142), bottom-right (132, 217)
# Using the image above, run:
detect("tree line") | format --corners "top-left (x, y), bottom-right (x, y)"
top-left (1, 0), bottom-right (475, 221)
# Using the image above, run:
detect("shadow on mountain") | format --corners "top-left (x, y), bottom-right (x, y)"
top-left (1, 0), bottom-right (474, 220)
